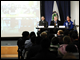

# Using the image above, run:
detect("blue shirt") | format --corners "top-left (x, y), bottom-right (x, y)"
top-left (63, 20), bottom-right (74, 29)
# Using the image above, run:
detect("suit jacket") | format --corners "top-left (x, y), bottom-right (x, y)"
top-left (63, 20), bottom-right (74, 29)
top-left (50, 20), bottom-right (61, 27)
top-left (39, 20), bottom-right (48, 28)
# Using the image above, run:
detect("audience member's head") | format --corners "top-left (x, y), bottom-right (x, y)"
top-left (64, 30), bottom-right (69, 36)
top-left (65, 44), bottom-right (78, 53)
top-left (40, 32), bottom-right (47, 38)
top-left (51, 37), bottom-right (59, 45)
top-left (73, 30), bottom-right (78, 35)
top-left (49, 34), bottom-right (55, 42)
top-left (57, 30), bottom-right (64, 36)
top-left (41, 38), bottom-right (50, 49)
top-left (68, 30), bottom-right (74, 38)
top-left (63, 36), bottom-right (71, 44)
top-left (30, 31), bottom-right (36, 38)
top-left (22, 31), bottom-right (29, 39)
top-left (71, 33), bottom-right (78, 40)
top-left (62, 53), bottom-right (77, 59)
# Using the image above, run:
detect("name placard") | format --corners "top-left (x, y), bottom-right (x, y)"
top-left (48, 26), bottom-right (54, 28)
top-left (37, 26), bottom-right (44, 28)
top-left (59, 26), bottom-right (65, 28)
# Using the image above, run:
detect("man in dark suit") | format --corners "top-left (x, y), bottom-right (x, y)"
top-left (37, 16), bottom-right (48, 36)
top-left (50, 16), bottom-right (61, 34)
top-left (39, 16), bottom-right (48, 28)
top-left (50, 16), bottom-right (61, 27)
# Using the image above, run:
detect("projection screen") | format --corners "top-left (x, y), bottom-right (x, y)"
top-left (1, 1), bottom-right (40, 37)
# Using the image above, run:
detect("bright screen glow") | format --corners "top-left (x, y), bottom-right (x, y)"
top-left (1, 1), bottom-right (40, 37)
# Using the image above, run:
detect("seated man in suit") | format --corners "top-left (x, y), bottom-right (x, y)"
top-left (50, 16), bottom-right (61, 27)
top-left (50, 16), bottom-right (61, 34)
top-left (63, 16), bottom-right (74, 30)
top-left (37, 16), bottom-right (48, 36)
top-left (39, 16), bottom-right (48, 28)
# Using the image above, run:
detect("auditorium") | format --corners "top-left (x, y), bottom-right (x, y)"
top-left (1, 1), bottom-right (79, 59)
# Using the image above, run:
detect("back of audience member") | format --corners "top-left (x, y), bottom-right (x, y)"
top-left (17, 31), bottom-right (30, 49)
top-left (68, 30), bottom-right (74, 38)
top-left (30, 31), bottom-right (36, 38)
top-left (62, 53), bottom-right (77, 59)
top-left (58, 36), bottom-right (71, 57)
top-left (35, 36), bottom-right (42, 45)
top-left (49, 34), bottom-right (55, 42)
top-left (26, 36), bottom-right (42, 59)
top-left (64, 30), bottom-right (69, 36)
top-left (71, 33), bottom-right (79, 51)
top-left (32, 38), bottom-right (56, 59)
top-left (30, 35), bottom-right (36, 46)
top-left (17, 31), bottom-right (30, 59)
top-left (57, 30), bottom-right (64, 44)
top-left (50, 37), bottom-right (59, 56)
top-left (73, 30), bottom-right (78, 36)
top-left (65, 44), bottom-right (79, 59)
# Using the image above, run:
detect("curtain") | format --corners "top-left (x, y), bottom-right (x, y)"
top-left (44, 1), bottom-right (53, 25)
top-left (43, 1), bottom-right (70, 25)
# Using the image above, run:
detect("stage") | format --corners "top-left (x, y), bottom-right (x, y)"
top-left (1, 40), bottom-right (18, 59)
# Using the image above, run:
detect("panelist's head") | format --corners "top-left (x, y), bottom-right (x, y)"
top-left (54, 16), bottom-right (58, 21)
top-left (67, 16), bottom-right (71, 22)
top-left (41, 16), bottom-right (45, 21)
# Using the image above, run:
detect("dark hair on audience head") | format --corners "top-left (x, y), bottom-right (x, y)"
top-left (71, 33), bottom-right (78, 39)
top-left (22, 31), bottom-right (29, 37)
top-left (51, 37), bottom-right (59, 45)
top-left (30, 31), bottom-right (36, 38)
top-left (63, 36), bottom-right (71, 44)
top-left (68, 30), bottom-right (74, 38)
top-left (73, 30), bottom-right (78, 35)
top-left (66, 44), bottom-right (78, 53)
top-left (64, 30), bottom-right (69, 36)
top-left (41, 38), bottom-right (50, 49)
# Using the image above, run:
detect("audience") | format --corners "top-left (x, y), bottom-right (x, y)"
top-left (64, 30), bottom-right (69, 36)
top-left (30, 31), bottom-right (36, 38)
top-left (65, 44), bottom-right (79, 59)
top-left (58, 36), bottom-right (71, 57)
top-left (30, 36), bottom-right (36, 46)
top-left (40, 32), bottom-right (47, 39)
top-left (25, 36), bottom-right (40, 59)
top-left (50, 37), bottom-right (59, 57)
top-left (17, 31), bottom-right (31, 59)
top-left (32, 38), bottom-right (56, 59)
top-left (17, 29), bottom-right (79, 59)
top-left (57, 30), bottom-right (64, 44)
top-left (57, 30), bottom-right (64, 36)
top-left (71, 33), bottom-right (79, 51)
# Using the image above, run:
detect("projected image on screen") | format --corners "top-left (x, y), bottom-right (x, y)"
top-left (1, 1), bottom-right (40, 37)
